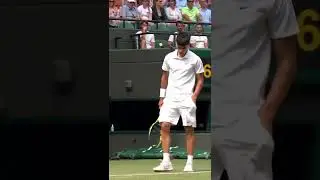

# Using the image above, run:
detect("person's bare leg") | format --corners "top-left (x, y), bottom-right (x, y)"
top-left (161, 122), bottom-right (171, 162)
top-left (185, 126), bottom-right (195, 155)
top-left (184, 126), bottom-right (195, 170)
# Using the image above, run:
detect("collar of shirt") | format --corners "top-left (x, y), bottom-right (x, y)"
top-left (174, 50), bottom-right (190, 59)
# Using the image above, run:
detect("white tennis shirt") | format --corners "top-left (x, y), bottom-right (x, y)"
top-left (162, 50), bottom-right (204, 101)
top-left (211, 0), bottom-right (299, 104)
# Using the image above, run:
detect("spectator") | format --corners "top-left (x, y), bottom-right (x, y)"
top-left (207, 0), bottom-right (211, 7)
top-left (161, 0), bottom-right (168, 7)
top-left (175, 0), bottom-right (187, 10)
top-left (115, 0), bottom-right (123, 6)
top-left (120, 0), bottom-right (139, 19)
top-left (165, 0), bottom-right (182, 21)
top-left (193, 0), bottom-right (200, 8)
top-left (137, 0), bottom-right (154, 8)
top-left (109, 0), bottom-right (121, 26)
top-left (199, 0), bottom-right (211, 23)
top-left (190, 24), bottom-right (208, 48)
top-left (152, 0), bottom-right (168, 21)
top-left (181, 0), bottom-right (201, 22)
top-left (137, 0), bottom-right (153, 20)
top-left (136, 21), bottom-right (155, 49)
top-left (168, 21), bottom-right (185, 48)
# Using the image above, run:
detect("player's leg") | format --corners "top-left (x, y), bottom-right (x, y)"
top-left (160, 122), bottom-right (172, 164)
top-left (153, 101), bottom-right (180, 172)
top-left (184, 126), bottom-right (195, 172)
top-left (180, 99), bottom-right (197, 172)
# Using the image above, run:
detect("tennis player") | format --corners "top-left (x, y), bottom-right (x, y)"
top-left (211, 0), bottom-right (298, 179)
top-left (153, 32), bottom-right (204, 172)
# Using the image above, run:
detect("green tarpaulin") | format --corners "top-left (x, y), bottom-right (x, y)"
top-left (110, 145), bottom-right (211, 160)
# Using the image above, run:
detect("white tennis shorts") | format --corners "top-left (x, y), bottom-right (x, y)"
top-left (158, 97), bottom-right (197, 127)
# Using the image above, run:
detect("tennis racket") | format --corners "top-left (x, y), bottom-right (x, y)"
top-left (148, 118), bottom-right (161, 147)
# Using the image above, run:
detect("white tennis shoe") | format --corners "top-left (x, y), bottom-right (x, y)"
top-left (153, 161), bottom-right (173, 172)
top-left (183, 162), bottom-right (194, 172)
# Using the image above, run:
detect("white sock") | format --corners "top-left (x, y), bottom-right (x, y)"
top-left (187, 155), bottom-right (193, 164)
top-left (163, 153), bottom-right (170, 162)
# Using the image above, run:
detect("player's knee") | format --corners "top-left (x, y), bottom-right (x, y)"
top-left (160, 122), bottom-right (171, 133)
top-left (184, 126), bottom-right (194, 135)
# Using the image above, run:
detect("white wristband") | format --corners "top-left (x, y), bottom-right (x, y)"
top-left (160, 88), bottom-right (166, 98)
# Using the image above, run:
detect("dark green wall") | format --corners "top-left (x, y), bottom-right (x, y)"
top-left (109, 48), bottom-right (211, 101)
top-left (2, 4), bottom-right (108, 118)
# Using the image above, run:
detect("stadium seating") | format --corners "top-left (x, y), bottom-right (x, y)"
top-left (150, 23), bottom-right (167, 31)
top-left (109, 18), bottom-right (212, 49)
top-left (109, 18), bottom-right (211, 31)
top-left (203, 25), bottom-right (211, 33)
top-left (122, 21), bottom-right (136, 29)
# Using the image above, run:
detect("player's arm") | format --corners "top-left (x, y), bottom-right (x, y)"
top-left (192, 58), bottom-right (205, 100)
top-left (193, 73), bottom-right (204, 99)
top-left (260, 0), bottom-right (299, 131)
top-left (160, 71), bottom-right (169, 91)
top-left (159, 56), bottom-right (169, 107)
top-left (264, 36), bottom-right (297, 111)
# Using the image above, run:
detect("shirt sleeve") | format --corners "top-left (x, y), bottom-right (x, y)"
top-left (162, 55), bottom-right (170, 71)
top-left (194, 57), bottom-right (204, 74)
top-left (267, 0), bottom-right (299, 39)
top-left (168, 35), bottom-right (174, 42)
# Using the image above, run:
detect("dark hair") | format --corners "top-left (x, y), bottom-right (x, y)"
top-left (195, 23), bottom-right (203, 27)
top-left (140, 21), bottom-right (148, 27)
top-left (195, 23), bottom-right (203, 30)
top-left (176, 21), bottom-right (184, 26)
top-left (176, 32), bottom-right (190, 46)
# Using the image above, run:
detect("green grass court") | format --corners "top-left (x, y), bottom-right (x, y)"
top-left (110, 159), bottom-right (211, 180)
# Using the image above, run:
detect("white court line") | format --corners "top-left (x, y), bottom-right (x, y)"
top-left (110, 170), bottom-right (211, 178)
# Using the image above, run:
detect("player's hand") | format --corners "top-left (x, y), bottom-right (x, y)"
top-left (258, 105), bottom-right (276, 134)
top-left (191, 95), bottom-right (197, 103)
top-left (158, 98), bottom-right (164, 109)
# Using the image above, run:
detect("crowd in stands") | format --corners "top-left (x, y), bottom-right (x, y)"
top-left (135, 21), bottom-right (208, 49)
top-left (109, 0), bottom-right (212, 24)
top-left (109, 0), bottom-right (211, 49)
